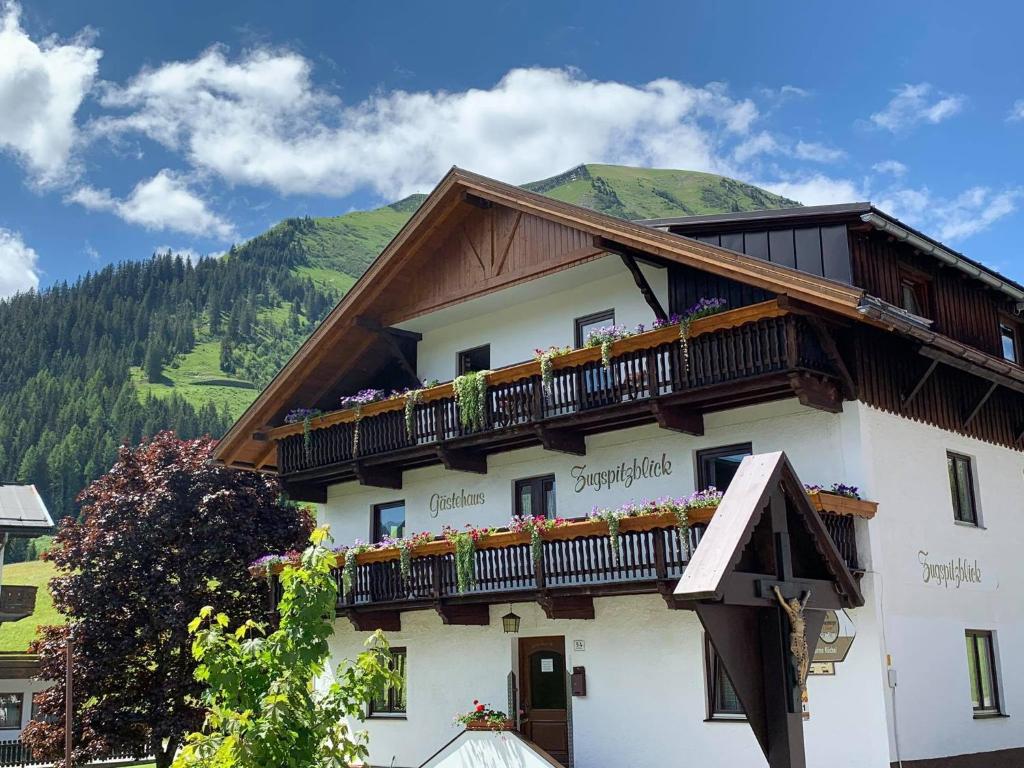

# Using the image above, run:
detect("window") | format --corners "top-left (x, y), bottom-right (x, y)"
top-left (947, 452), bottom-right (979, 526)
top-left (697, 443), bottom-right (753, 492)
top-left (514, 475), bottom-right (556, 519)
top-left (898, 271), bottom-right (930, 318)
top-left (574, 309), bottom-right (615, 348)
top-left (370, 647), bottom-right (407, 716)
top-left (457, 344), bottom-right (490, 375)
top-left (0, 694), bottom-right (22, 730)
top-left (965, 631), bottom-right (1001, 716)
top-left (1000, 322), bottom-right (1019, 364)
top-left (705, 638), bottom-right (744, 720)
top-left (372, 501), bottom-right (406, 543)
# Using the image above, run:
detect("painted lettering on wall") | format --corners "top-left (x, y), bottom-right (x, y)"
top-left (918, 550), bottom-right (983, 589)
top-left (429, 489), bottom-right (486, 518)
top-left (570, 454), bottom-right (672, 493)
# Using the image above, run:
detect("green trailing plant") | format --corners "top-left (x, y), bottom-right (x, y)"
top-left (509, 514), bottom-right (569, 566)
top-left (443, 525), bottom-right (491, 593)
top-left (404, 388), bottom-right (424, 440)
top-left (452, 370), bottom-right (491, 431)
top-left (352, 408), bottom-right (363, 455)
top-left (285, 408), bottom-right (323, 462)
top-left (584, 324), bottom-right (632, 369)
top-left (533, 346), bottom-right (572, 397)
top-left (676, 298), bottom-right (728, 373)
top-left (174, 528), bottom-right (398, 768)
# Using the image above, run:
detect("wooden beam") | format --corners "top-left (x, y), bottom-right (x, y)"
top-left (617, 251), bottom-right (668, 322)
top-left (651, 401), bottom-right (704, 435)
top-left (963, 382), bottom-right (999, 428)
top-left (462, 192), bottom-right (492, 209)
top-left (538, 594), bottom-right (594, 620)
top-left (534, 425), bottom-right (586, 456)
top-left (902, 358), bottom-right (939, 409)
top-left (435, 602), bottom-right (490, 626)
top-left (354, 316), bottom-right (420, 386)
top-left (345, 610), bottom-right (401, 632)
top-left (806, 317), bottom-right (856, 400)
top-left (354, 463), bottom-right (402, 489)
top-left (436, 447), bottom-right (487, 474)
top-left (787, 373), bottom-right (842, 413)
top-left (281, 481), bottom-right (327, 503)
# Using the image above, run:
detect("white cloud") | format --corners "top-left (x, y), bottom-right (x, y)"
top-left (869, 83), bottom-right (965, 132)
top-left (68, 169), bottom-right (235, 239)
top-left (757, 173), bottom-right (865, 206)
top-left (872, 160), bottom-right (908, 177)
top-left (0, 3), bottom-right (100, 186)
top-left (1009, 100), bottom-right (1024, 122)
top-left (793, 140), bottom-right (845, 163)
top-left (93, 54), bottom-right (761, 198)
top-left (732, 131), bottom-right (783, 163)
top-left (0, 228), bottom-right (40, 298)
top-left (877, 185), bottom-right (1021, 241)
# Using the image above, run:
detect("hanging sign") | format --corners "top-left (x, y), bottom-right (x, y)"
top-left (810, 609), bottom-right (856, 675)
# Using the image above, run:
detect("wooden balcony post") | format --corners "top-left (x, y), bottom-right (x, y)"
top-left (531, 374), bottom-right (544, 420)
top-left (434, 401), bottom-right (445, 443)
top-left (645, 347), bottom-right (660, 398)
top-left (534, 544), bottom-right (547, 590)
top-left (432, 556), bottom-right (444, 599)
top-left (653, 531), bottom-right (668, 580)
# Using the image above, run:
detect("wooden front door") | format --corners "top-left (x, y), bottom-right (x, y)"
top-left (519, 636), bottom-right (570, 764)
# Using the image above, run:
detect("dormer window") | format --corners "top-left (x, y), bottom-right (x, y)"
top-left (999, 321), bottom-right (1019, 364)
top-left (899, 272), bottom-right (930, 318)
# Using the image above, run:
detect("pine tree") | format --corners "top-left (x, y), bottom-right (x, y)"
top-left (145, 337), bottom-right (165, 383)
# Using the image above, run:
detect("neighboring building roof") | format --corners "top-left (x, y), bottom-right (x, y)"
top-left (0, 485), bottom-right (55, 537)
top-left (641, 203), bottom-right (1024, 304)
top-left (0, 653), bottom-right (40, 680)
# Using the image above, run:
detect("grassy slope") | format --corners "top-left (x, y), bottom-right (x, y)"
top-left (0, 560), bottom-right (62, 652)
top-left (146, 165), bottom-right (798, 418)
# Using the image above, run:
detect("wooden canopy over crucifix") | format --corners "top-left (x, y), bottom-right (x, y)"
top-left (675, 451), bottom-right (863, 768)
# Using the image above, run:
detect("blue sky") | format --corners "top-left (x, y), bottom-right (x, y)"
top-left (1, 0), bottom-right (1023, 295)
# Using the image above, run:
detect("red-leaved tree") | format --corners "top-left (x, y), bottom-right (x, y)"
top-left (22, 432), bottom-right (312, 768)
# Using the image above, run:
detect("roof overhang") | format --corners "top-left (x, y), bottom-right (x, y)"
top-left (0, 485), bottom-right (55, 537)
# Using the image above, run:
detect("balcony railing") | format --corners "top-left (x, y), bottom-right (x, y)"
top-left (0, 586), bottom-right (37, 623)
top-left (266, 499), bottom-right (869, 621)
top-left (274, 301), bottom-right (838, 479)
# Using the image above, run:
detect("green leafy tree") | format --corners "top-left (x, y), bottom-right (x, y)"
top-left (174, 528), bottom-right (397, 768)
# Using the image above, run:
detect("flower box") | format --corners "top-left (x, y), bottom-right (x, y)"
top-left (808, 491), bottom-right (877, 519)
top-left (464, 719), bottom-right (513, 732)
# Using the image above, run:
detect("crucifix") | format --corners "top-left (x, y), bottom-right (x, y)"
top-left (674, 452), bottom-right (862, 768)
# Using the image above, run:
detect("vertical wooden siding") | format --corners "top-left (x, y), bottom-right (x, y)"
top-left (854, 328), bottom-right (1024, 450)
top-left (849, 231), bottom-right (1008, 356)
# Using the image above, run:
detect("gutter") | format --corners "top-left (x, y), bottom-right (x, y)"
top-left (860, 212), bottom-right (1024, 306)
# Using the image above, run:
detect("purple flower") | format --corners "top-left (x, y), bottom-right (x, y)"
top-left (284, 407), bottom-right (322, 424)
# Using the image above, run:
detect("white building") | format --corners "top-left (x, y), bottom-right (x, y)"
top-left (216, 172), bottom-right (1024, 768)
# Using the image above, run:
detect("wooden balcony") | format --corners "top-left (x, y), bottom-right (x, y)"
top-left (268, 494), bottom-right (871, 629)
top-left (272, 300), bottom-right (846, 489)
top-left (0, 585), bottom-right (37, 623)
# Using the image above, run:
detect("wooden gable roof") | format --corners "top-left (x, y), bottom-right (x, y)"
top-left (213, 168), bottom-right (867, 470)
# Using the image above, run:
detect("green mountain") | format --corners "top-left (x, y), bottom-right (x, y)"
top-left (0, 164), bottom-right (798, 541)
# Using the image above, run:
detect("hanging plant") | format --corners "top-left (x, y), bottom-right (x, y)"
top-left (509, 515), bottom-right (569, 566)
top-left (675, 298), bottom-right (728, 374)
top-left (404, 388), bottom-right (424, 441)
top-left (453, 370), bottom-right (491, 431)
top-left (284, 408), bottom-right (323, 462)
top-left (587, 508), bottom-right (625, 565)
top-left (352, 408), bottom-right (363, 455)
top-left (444, 525), bottom-right (491, 593)
top-left (584, 324), bottom-right (631, 369)
top-left (533, 346), bottom-right (572, 398)
top-left (385, 531), bottom-right (431, 581)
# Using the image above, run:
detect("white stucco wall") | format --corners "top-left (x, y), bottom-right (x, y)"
top-left (327, 594), bottom-right (890, 768)
top-left (400, 255), bottom-right (668, 384)
top-left (856, 405), bottom-right (1024, 762)
top-left (320, 398), bottom-right (858, 546)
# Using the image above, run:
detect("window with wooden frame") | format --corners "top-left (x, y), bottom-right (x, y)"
top-left (999, 320), bottom-right (1020, 365)
top-left (574, 309), bottom-right (615, 348)
top-left (456, 344), bottom-right (490, 375)
top-left (946, 452), bottom-right (979, 526)
top-left (898, 269), bottom-right (931, 318)
top-left (696, 443), bottom-right (753, 492)
top-left (514, 475), bottom-right (556, 519)
top-left (370, 647), bottom-right (407, 716)
top-left (704, 637), bottom-right (745, 720)
top-left (371, 500), bottom-right (406, 543)
top-left (0, 693), bottom-right (22, 730)
top-left (965, 630), bottom-right (1001, 716)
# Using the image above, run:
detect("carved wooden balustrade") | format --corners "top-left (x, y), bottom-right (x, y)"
top-left (274, 301), bottom-right (843, 483)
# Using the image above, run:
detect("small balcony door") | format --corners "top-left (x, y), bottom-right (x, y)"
top-left (518, 636), bottom-right (569, 764)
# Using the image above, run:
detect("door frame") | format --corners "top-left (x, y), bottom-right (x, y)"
top-left (517, 635), bottom-right (570, 764)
